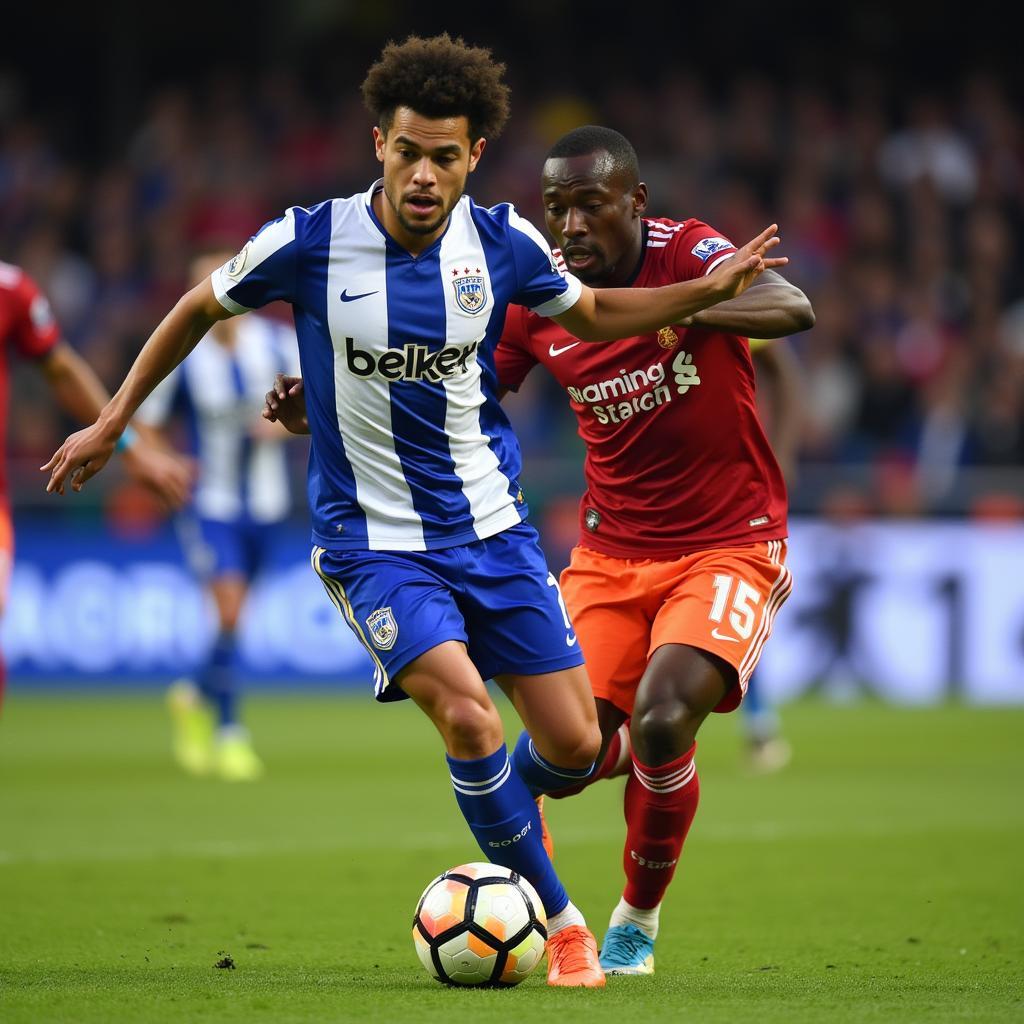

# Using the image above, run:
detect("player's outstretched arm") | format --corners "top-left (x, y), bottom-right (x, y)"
top-left (262, 374), bottom-right (310, 435)
top-left (41, 279), bottom-right (230, 495)
top-left (38, 344), bottom-right (194, 508)
top-left (552, 224), bottom-right (787, 342)
top-left (682, 270), bottom-right (815, 338)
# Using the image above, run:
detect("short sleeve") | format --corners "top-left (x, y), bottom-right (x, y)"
top-left (4, 270), bottom-right (60, 359)
top-left (135, 366), bottom-right (184, 427)
top-left (211, 208), bottom-right (300, 314)
top-left (669, 220), bottom-right (738, 282)
top-left (506, 208), bottom-right (583, 317)
top-left (495, 305), bottom-right (540, 393)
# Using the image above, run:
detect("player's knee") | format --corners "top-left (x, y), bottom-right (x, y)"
top-left (549, 720), bottom-right (602, 770)
top-left (633, 698), bottom-right (698, 759)
top-left (436, 696), bottom-right (503, 758)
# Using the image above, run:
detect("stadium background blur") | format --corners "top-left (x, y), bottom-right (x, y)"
top-left (2, 2), bottom-right (1022, 703)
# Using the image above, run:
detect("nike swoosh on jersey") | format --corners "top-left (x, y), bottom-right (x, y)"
top-left (548, 342), bottom-right (581, 357)
top-left (711, 628), bottom-right (741, 643)
top-left (339, 289), bottom-right (379, 302)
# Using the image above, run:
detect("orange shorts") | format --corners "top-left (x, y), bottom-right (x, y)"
top-left (560, 540), bottom-right (792, 715)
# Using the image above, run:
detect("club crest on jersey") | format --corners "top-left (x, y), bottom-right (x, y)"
top-left (584, 507), bottom-right (601, 531)
top-left (452, 272), bottom-right (487, 314)
top-left (657, 326), bottom-right (679, 349)
top-left (367, 607), bottom-right (398, 650)
top-left (691, 236), bottom-right (734, 262)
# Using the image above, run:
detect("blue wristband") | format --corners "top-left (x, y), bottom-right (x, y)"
top-left (115, 425), bottom-right (138, 454)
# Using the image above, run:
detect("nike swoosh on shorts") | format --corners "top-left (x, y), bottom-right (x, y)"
top-left (711, 628), bottom-right (741, 643)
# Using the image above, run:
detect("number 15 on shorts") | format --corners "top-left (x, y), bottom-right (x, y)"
top-left (708, 574), bottom-right (761, 642)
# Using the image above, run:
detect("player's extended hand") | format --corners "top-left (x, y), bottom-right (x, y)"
top-left (707, 224), bottom-right (788, 301)
top-left (121, 443), bottom-right (194, 510)
top-left (41, 421), bottom-right (120, 495)
top-left (263, 373), bottom-right (309, 435)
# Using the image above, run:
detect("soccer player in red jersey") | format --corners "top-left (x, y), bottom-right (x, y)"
top-left (495, 126), bottom-right (815, 973)
top-left (0, 260), bottom-right (191, 705)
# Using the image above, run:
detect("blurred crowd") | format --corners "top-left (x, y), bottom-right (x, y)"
top-left (2, 63), bottom-right (1022, 516)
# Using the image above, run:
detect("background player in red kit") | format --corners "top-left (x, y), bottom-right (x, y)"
top-left (0, 261), bottom-right (191, 705)
top-left (496, 126), bottom-right (815, 973)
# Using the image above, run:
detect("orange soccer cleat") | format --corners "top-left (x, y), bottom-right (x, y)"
top-left (536, 795), bottom-right (555, 860)
top-left (546, 925), bottom-right (606, 988)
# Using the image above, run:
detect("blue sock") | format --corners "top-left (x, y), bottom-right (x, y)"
top-left (447, 744), bottom-right (569, 916)
top-left (197, 629), bottom-right (239, 728)
top-left (512, 730), bottom-right (594, 798)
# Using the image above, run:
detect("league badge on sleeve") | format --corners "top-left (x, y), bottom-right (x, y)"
top-left (367, 607), bottom-right (398, 650)
top-left (225, 242), bottom-right (252, 279)
top-left (452, 269), bottom-right (488, 314)
top-left (691, 237), bottom-right (734, 262)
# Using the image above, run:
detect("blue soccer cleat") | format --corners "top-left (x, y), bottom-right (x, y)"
top-left (599, 923), bottom-right (655, 975)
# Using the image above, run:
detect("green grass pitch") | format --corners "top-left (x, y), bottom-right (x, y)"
top-left (0, 692), bottom-right (1021, 1023)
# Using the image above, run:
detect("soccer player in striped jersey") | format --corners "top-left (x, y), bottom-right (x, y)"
top-left (135, 249), bottom-right (301, 781)
top-left (0, 261), bottom-right (191, 708)
top-left (42, 37), bottom-right (786, 986)
top-left (493, 126), bottom-right (815, 974)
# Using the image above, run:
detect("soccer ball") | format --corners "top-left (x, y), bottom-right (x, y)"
top-left (412, 862), bottom-right (548, 986)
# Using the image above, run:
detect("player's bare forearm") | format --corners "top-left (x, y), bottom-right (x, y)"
top-left (685, 272), bottom-right (815, 338)
top-left (560, 277), bottom-right (718, 341)
top-left (38, 343), bottom-right (112, 424)
top-left (552, 224), bottom-right (787, 342)
top-left (753, 339), bottom-right (804, 478)
top-left (42, 280), bottom-right (229, 494)
top-left (100, 282), bottom-right (230, 434)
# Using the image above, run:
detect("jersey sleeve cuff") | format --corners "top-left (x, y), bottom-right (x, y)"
top-left (210, 271), bottom-right (250, 315)
top-left (528, 274), bottom-right (583, 318)
top-left (703, 251), bottom-right (736, 276)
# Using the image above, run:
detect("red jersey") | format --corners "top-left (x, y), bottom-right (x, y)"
top-left (496, 218), bottom-right (787, 559)
top-left (0, 262), bottom-right (60, 496)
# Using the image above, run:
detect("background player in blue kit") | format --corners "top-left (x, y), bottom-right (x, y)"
top-left (42, 34), bottom-right (786, 988)
top-left (135, 249), bottom-right (301, 782)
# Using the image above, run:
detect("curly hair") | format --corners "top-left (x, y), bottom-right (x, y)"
top-left (361, 33), bottom-right (510, 141)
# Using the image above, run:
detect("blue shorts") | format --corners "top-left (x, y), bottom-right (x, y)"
top-left (311, 522), bottom-right (584, 701)
top-left (178, 515), bottom-right (278, 581)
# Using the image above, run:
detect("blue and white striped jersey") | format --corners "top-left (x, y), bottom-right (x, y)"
top-left (210, 180), bottom-right (582, 552)
top-left (136, 315), bottom-right (300, 523)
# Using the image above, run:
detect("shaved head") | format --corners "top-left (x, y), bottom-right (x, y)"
top-left (546, 125), bottom-right (640, 190)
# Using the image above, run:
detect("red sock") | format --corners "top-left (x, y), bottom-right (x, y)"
top-left (549, 721), bottom-right (630, 799)
top-left (622, 744), bottom-right (700, 909)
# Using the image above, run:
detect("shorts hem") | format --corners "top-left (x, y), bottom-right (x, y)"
top-left (374, 629), bottom-right (470, 702)
top-left (480, 649), bottom-right (586, 681)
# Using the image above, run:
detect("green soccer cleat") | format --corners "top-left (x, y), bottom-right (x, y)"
top-left (215, 731), bottom-right (265, 782)
top-left (167, 679), bottom-right (214, 776)
top-left (599, 923), bottom-right (655, 975)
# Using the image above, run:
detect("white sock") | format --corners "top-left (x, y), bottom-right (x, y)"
top-left (611, 723), bottom-right (632, 775)
top-left (609, 896), bottom-right (660, 940)
top-left (547, 900), bottom-right (586, 936)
